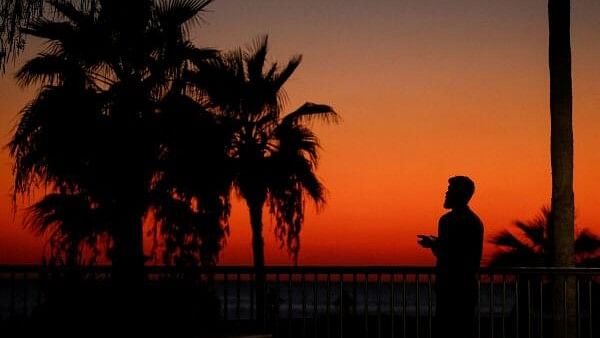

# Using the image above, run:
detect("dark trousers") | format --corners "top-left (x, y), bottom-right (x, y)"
top-left (435, 276), bottom-right (477, 338)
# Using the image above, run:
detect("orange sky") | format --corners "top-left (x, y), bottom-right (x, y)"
top-left (1, 0), bottom-right (600, 266)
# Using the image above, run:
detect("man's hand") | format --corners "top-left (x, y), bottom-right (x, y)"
top-left (417, 235), bottom-right (438, 249)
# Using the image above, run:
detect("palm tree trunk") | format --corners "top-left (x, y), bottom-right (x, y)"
top-left (248, 199), bottom-right (266, 328)
top-left (548, 1), bottom-right (576, 337)
top-left (112, 212), bottom-right (145, 289)
top-left (109, 211), bottom-right (145, 331)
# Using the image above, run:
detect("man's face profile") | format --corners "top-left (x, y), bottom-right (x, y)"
top-left (443, 176), bottom-right (474, 209)
top-left (443, 184), bottom-right (458, 209)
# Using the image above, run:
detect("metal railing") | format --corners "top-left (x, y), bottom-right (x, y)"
top-left (1, 265), bottom-right (599, 338)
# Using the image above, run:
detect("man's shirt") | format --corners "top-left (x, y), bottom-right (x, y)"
top-left (435, 206), bottom-right (484, 280)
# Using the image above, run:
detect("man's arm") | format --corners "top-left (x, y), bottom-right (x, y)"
top-left (417, 235), bottom-right (439, 256)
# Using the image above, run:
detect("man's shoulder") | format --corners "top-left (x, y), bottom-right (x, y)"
top-left (467, 208), bottom-right (483, 225)
top-left (466, 208), bottom-right (484, 235)
top-left (444, 208), bottom-right (483, 226)
top-left (439, 211), bottom-right (454, 223)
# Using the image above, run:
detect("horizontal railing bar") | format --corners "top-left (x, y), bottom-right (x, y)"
top-left (2, 265), bottom-right (600, 275)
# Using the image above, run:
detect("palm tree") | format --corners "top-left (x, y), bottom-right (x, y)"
top-left (489, 207), bottom-right (594, 338)
top-left (192, 36), bottom-right (339, 321)
top-left (26, 192), bottom-right (110, 267)
top-left (8, 0), bottom-right (217, 284)
top-left (488, 208), bottom-right (600, 267)
top-left (548, 1), bottom-right (575, 336)
top-left (150, 91), bottom-right (233, 266)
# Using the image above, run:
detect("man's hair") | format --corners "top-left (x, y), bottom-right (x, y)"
top-left (449, 176), bottom-right (475, 203)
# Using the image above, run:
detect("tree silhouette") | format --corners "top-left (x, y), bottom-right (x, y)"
top-left (488, 208), bottom-right (600, 267)
top-left (26, 191), bottom-right (110, 266)
top-left (192, 35), bottom-right (338, 321)
top-left (488, 207), bottom-right (596, 338)
top-left (149, 91), bottom-right (233, 266)
top-left (8, 0), bottom-right (217, 283)
top-left (548, 1), bottom-right (575, 336)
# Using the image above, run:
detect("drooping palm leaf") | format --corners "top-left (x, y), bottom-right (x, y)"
top-left (281, 102), bottom-right (340, 127)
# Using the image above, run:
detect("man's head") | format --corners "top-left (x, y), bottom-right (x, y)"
top-left (443, 176), bottom-right (475, 209)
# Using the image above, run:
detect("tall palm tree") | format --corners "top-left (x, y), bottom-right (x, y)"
top-left (192, 36), bottom-right (339, 320)
top-left (8, 0), bottom-right (217, 284)
top-left (548, 1), bottom-right (575, 336)
top-left (488, 208), bottom-right (600, 267)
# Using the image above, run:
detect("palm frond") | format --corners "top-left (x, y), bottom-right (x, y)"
top-left (155, 0), bottom-right (213, 33)
top-left (575, 229), bottom-right (600, 255)
top-left (282, 102), bottom-right (340, 126)
top-left (514, 220), bottom-right (545, 248)
top-left (20, 20), bottom-right (74, 42)
top-left (15, 53), bottom-right (87, 87)
top-left (25, 191), bottom-right (108, 265)
top-left (272, 54), bottom-right (302, 92)
top-left (246, 35), bottom-right (269, 83)
top-left (489, 230), bottom-right (534, 252)
top-left (274, 123), bottom-right (320, 163)
top-left (48, 0), bottom-right (92, 26)
top-left (185, 45), bottom-right (219, 65)
top-left (489, 207), bottom-right (600, 267)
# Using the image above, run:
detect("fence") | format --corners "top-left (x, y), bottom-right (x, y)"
top-left (1, 265), bottom-right (599, 338)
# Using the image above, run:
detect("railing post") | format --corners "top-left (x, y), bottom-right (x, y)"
top-left (23, 272), bottom-right (28, 317)
top-left (501, 274), bottom-right (506, 338)
top-left (339, 273), bottom-right (344, 338)
top-left (491, 273), bottom-right (495, 338)
top-left (377, 273), bottom-right (382, 338)
top-left (540, 277), bottom-right (544, 338)
top-left (224, 272), bottom-right (228, 321)
top-left (391, 273), bottom-right (395, 338)
top-left (515, 277), bottom-right (520, 338)
top-left (428, 273), bottom-right (432, 338)
top-left (365, 273), bottom-right (369, 338)
top-left (403, 273), bottom-right (407, 338)
top-left (588, 279), bottom-right (592, 338)
top-left (353, 273), bottom-right (357, 318)
top-left (301, 272), bottom-right (307, 338)
top-left (314, 272), bottom-right (319, 338)
top-left (528, 279), bottom-right (532, 338)
top-left (326, 273), bottom-right (331, 338)
top-left (576, 278), bottom-right (580, 338)
top-left (477, 276), bottom-right (481, 338)
top-left (416, 273), bottom-right (420, 338)
top-left (250, 271), bottom-right (255, 322)
top-left (10, 272), bottom-right (16, 318)
top-left (289, 272), bottom-right (293, 338)
top-left (236, 272), bottom-right (241, 322)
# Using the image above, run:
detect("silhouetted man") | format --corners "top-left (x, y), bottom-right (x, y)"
top-left (418, 176), bottom-right (484, 338)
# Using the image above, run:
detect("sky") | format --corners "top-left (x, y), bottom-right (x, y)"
top-left (1, 0), bottom-right (600, 266)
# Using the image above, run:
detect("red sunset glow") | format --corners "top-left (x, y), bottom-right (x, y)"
top-left (1, 0), bottom-right (600, 266)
